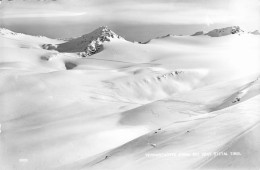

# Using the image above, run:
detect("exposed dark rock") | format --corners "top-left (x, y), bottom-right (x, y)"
top-left (64, 61), bottom-right (77, 70)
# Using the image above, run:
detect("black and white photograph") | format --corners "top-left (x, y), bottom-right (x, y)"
top-left (0, 0), bottom-right (260, 170)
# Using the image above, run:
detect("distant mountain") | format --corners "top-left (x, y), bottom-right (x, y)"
top-left (191, 31), bottom-right (204, 36)
top-left (142, 34), bottom-right (172, 44)
top-left (191, 26), bottom-right (260, 37)
top-left (49, 26), bottom-right (124, 57)
top-left (4, 25), bottom-right (259, 58)
top-left (251, 30), bottom-right (260, 35)
top-left (140, 26), bottom-right (260, 44)
top-left (205, 26), bottom-right (244, 37)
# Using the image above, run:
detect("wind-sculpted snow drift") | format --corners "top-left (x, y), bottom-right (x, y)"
top-left (0, 26), bottom-right (260, 170)
top-left (111, 69), bottom-right (208, 102)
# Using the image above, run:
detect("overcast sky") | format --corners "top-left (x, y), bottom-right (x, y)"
top-left (0, 0), bottom-right (260, 42)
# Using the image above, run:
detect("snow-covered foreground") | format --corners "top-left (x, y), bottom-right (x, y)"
top-left (0, 26), bottom-right (260, 170)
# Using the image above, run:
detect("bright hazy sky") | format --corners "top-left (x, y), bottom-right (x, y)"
top-left (0, 0), bottom-right (260, 42)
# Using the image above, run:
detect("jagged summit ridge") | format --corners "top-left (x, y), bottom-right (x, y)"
top-left (84, 26), bottom-right (121, 40)
top-left (52, 26), bottom-right (124, 56)
top-left (82, 26), bottom-right (123, 56)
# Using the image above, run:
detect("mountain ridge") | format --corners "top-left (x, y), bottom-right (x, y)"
top-left (2, 26), bottom-right (259, 56)
top-left (42, 26), bottom-right (125, 57)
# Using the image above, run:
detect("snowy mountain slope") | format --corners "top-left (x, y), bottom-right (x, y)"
top-left (212, 76), bottom-right (260, 111)
top-left (118, 74), bottom-right (260, 129)
top-left (201, 122), bottom-right (260, 169)
top-left (0, 27), bottom-right (260, 170)
top-left (60, 76), bottom-right (260, 170)
top-left (0, 28), bottom-right (211, 170)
